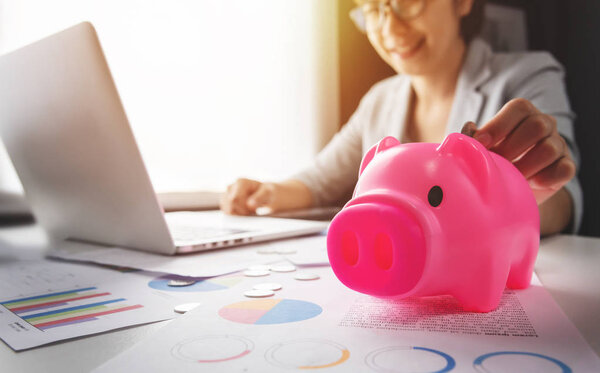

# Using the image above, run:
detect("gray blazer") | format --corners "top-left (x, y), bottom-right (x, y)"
top-left (294, 38), bottom-right (583, 233)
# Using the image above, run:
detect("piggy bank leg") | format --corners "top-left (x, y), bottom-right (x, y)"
top-left (506, 235), bottom-right (539, 289)
top-left (455, 261), bottom-right (510, 313)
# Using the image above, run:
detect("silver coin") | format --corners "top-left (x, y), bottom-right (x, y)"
top-left (294, 272), bottom-right (320, 281)
top-left (270, 264), bottom-right (296, 273)
top-left (253, 282), bottom-right (282, 291)
top-left (174, 302), bottom-right (201, 314)
top-left (167, 278), bottom-right (197, 287)
top-left (244, 289), bottom-right (275, 298)
top-left (243, 269), bottom-right (271, 277)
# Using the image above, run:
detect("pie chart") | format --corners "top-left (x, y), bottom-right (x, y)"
top-left (219, 299), bottom-right (322, 325)
top-left (148, 274), bottom-right (243, 292)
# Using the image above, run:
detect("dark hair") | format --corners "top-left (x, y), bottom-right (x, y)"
top-left (460, 0), bottom-right (486, 43)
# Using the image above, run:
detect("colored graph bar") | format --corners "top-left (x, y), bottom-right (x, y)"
top-left (1, 287), bottom-right (97, 306)
top-left (27, 304), bottom-right (110, 324)
top-left (14, 302), bottom-right (69, 314)
top-left (11, 292), bottom-right (110, 313)
top-left (36, 304), bottom-right (143, 329)
top-left (23, 299), bottom-right (126, 320)
top-left (2, 291), bottom-right (99, 309)
top-left (39, 317), bottom-right (98, 330)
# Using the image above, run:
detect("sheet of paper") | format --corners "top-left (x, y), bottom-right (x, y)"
top-left (0, 260), bottom-right (176, 350)
top-left (278, 234), bottom-right (330, 266)
top-left (95, 267), bottom-right (600, 372)
top-left (48, 239), bottom-right (289, 277)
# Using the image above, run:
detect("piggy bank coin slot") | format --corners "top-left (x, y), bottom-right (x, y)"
top-left (374, 233), bottom-right (393, 270)
top-left (341, 230), bottom-right (359, 266)
top-left (427, 185), bottom-right (443, 207)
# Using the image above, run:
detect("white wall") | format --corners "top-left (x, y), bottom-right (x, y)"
top-left (0, 0), bottom-right (339, 192)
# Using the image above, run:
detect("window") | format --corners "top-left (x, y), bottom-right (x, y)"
top-left (0, 0), bottom-right (339, 192)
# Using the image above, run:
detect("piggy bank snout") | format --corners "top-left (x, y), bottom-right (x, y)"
top-left (327, 202), bottom-right (427, 297)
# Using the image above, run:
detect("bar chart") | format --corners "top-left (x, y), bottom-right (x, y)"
top-left (1, 287), bottom-right (143, 331)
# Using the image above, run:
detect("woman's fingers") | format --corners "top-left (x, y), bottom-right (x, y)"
top-left (490, 113), bottom-right (556, 162)
top-left (528, 156), bottom-right (576, 190)
top-left (247, 183), bottom-right (275, 210)
top-left (528, 156), bottom-right (576, 205)
top-left (220, 178), bottom-right (261, 215)
top-left (228, 181), bottom-right (252, 215)
top-left (468, 98), bottom-right (577, 206)
top-left (512, 135), bottom-right (568, 179)
top-left (474, 98), bottom-right (541, 148)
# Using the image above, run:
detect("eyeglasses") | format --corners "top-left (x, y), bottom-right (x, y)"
top-left (350, 0), bottom-right (426, 33)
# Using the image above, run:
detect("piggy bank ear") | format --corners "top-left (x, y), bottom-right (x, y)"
top-left (359, 137), bottom-right (400, 176)
top-left (437, 133), bottom-right (492, 199)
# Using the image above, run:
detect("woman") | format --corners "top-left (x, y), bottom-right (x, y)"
top-left (221, 0), bottom-right (582, 236)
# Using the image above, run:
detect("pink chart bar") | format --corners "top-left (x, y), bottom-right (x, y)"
top-left (15, 302), bottom-right (69, 314)
top-left (39, 317), bottom-right (98, 330)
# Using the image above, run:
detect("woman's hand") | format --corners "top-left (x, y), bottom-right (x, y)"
top-left (468, 98), bottom-right (576, 205)
top-left (463, 98), bottom-right (576, 235)
top-left (220, 178), bottom-right (313, 215)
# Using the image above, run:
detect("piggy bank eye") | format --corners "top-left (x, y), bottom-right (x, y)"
top-left (428, 186), bottom-right (443, 207)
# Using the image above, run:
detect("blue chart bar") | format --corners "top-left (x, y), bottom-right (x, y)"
top-left (1, 287), bottom-right (97, 305)
top-left (22, 299), bottom-right (126, 320)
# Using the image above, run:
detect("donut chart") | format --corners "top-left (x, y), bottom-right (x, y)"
top-left (219, 299), bottom-right (322, 325)
top-left (473, 351), bottom-right (571, 373)
top-left (365, 346), bottom-right (456, 373)
top-left (265, 339), bottom-right (350, 369)
top-left (171, 335), bottom-right (253, 363)
top-left (148, 274), bottom-right (242, 292)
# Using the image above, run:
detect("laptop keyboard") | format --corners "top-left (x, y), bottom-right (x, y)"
top-left (168, 224), bottom-right (248, 243)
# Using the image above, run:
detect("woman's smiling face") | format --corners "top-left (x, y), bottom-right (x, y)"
top-left (363, 0), bottom-right (474, 76)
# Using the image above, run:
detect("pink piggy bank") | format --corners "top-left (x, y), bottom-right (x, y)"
top-left (327, 133), bottom-right (540, 312)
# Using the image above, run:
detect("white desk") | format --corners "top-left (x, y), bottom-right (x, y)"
top-left (0, 225), bottom-right (599, 372)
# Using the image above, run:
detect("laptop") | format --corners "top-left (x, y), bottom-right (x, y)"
top-left (0, 22), bottom-right (328, 255)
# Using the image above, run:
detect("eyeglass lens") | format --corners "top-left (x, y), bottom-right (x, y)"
top-left (358, 0), bottom-right (425, 31)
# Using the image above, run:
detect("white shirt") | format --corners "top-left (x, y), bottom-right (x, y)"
top-left (293, 38), bottom-right (583, 233)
